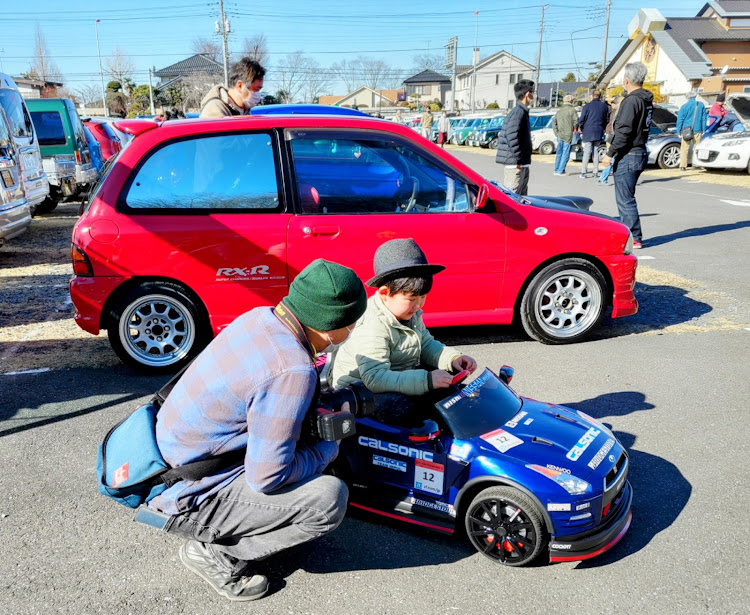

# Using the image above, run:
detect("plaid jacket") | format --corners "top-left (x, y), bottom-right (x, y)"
top-left (149, 307), bottom-right (338, 515)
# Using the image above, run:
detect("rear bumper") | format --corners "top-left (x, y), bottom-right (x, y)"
top-left (0, 200), bottom-right (32, 243)
top-left (600, 254), bottom-right (638, 318)
top-left (70, 275), bottom-right (126, 335)
top-left (76, 164), bottom-right (98, 185)
top-left (549, 480), bottom-right (633, 562)
top-left (24, 176), bottom-right (50, 207)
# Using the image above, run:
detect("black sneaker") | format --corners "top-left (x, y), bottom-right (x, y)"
top-left (180, 540), bottom-right (269, 602)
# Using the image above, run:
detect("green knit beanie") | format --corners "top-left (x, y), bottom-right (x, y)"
top-left (283, 259), bottom-right (367, 331)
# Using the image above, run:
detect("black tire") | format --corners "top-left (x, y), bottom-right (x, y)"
top-left (465, 486), bottom-right (547, 566)
top-left (489, 137), bottom-right (498, 150)
top-left (106, 281), bottom-right (212, 373)
top-left (658, 144), bottom-right (680, 169)
top-left (596, 145), bottom-right (607, 160)
top-left (520, 258), bottom-right (607, 344)
top-left (539, 141), bottom-right (555, 156)
top-left (34, 195), bottom-right (58, 215)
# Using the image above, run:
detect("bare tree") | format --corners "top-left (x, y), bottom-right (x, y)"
top-left (27, 24), bottom-right (62, 82)
top-left (353, 56), bottom-right (403, 90)
top-left (192, 37), bottom-right (221, 62)
top-left (276, 51), bottom-right (313, 103)
top-left (301, 59), bottom-right (329, 103)
top-left (412, 53), bottom-right (446, 74)
top-left (175, 73), bottom-right (218, 113)
top-left (330, 59), bottom-right (357, 94)
top-left (242, 34), bottom-right (268, 65)
top-left (77, 83), bottom-right (103, 106)
top-left (105, 47), bottom-right (135, 92)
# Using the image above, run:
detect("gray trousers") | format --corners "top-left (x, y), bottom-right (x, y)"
top-left (166, 473), bottom-right (348, 577)
top-left (581, 141), bottom-right (601, 175)
top-left (503, 166), bottom-right (530, 195)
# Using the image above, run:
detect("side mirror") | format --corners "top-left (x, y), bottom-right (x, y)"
top-left (499, 365), bottom-right (514, 384)
top-left (475, 183), bottom-right (493, 212)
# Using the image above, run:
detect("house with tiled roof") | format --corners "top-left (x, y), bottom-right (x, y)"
top-left (317, 87), bottom-right (404, 109)
top-left (403, 69), bottom-right (451, 107)
top-left (598, 1), bottom-right (750, 105)
top-left (154, 54), bottom-right (223, 88)
top-left (452, 50), bottom-right (535, 111)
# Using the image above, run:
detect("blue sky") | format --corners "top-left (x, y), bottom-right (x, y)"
top-left (1, 0), bottom-right (699, 95)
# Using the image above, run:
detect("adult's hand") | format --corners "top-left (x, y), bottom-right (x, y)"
top-left (431, 370), bottom-right (454, 389)
top-left (601, 155), bottom-right (612, 167)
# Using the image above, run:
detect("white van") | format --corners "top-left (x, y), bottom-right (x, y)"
top-left (0, 74), bottom-right (49, 214)
top-left (0, 107), bottom-right (31, 248)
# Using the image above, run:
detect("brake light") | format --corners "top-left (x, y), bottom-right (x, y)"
top-left (71, 243), bottom-right (93, 276)
top-left (75, 150), bottom-right (82, 164)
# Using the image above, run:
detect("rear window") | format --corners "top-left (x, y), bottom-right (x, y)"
top-left (122, 132), bottom-right (281, 212)
top-left (0, 90), bottom-right (34, 140)
top-left (30, 111), bottom-right (66, 146)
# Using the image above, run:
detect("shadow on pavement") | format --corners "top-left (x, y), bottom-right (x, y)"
top-left (561, 390), bottom-right (655, 419)
top-left (0, 366), bottom-right (166, 437)
top-left (645, 220), bottom-right (750, 248)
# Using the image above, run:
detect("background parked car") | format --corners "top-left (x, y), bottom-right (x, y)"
top-left (0, 106), bottom-right (31, 248)
top-left (693, 94), bottom-right (750, 173)
top-left (83, 118), bottom-right (122, 160)
top-left (0, 73), bottom-right (49, 215)
top-left (451, 117), bottom-right (483, 145)
top-left (469, 114), bottom-right (505, 148)
top-left (27, 98), bottom-right (95, 212)
top-left (530, 114), bottom-right (557, 155)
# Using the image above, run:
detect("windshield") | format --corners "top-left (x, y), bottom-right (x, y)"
top-left (489, 116), bottom-right (503, 128)
top-left (435, 369), bottom-right (522, 440)
top-left (0, 90), bottom-right (34, 140)
top-left (30, 111), bottom-right (66, 145)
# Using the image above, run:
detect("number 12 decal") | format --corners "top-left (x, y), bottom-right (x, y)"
top-left (414, 459), bottom-right (444, 496)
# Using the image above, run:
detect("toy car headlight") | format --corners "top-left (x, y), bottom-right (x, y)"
top-left (527, 464), bottom-right (590, 495)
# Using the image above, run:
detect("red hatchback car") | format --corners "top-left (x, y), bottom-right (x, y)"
top-left (70, 113), bottom-right (637, 372)
top-left (82, 119), bottom-right (122, 160)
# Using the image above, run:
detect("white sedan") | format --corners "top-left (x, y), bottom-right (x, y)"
top-left (692, 131), bottom-right (750, 174)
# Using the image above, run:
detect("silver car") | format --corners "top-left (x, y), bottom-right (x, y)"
top-left (0, 107), bottom-right (31, 248)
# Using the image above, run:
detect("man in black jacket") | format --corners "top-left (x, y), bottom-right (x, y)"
top-left (495, 80), bottom-right (535, 195)
top-left (601, 62), bottom-right (653, 249)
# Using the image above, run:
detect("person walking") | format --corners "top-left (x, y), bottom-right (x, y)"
top-left (578, 90), bottom-right (610, 178)
top-left (394, 109), bottom-right (405, 124)
top-left (601, 62), bottom-right (654, 249)
top-left (495, 79), bottom-right (535, 195)
top-left (598, 95), bottom-right (621, 185)
top-left (552, 94), bottom-right (579, 175)
top-left (421, 108), bottom-right (434, 140)
top-left (148, 259), bottom-right (368, 602)
top-left (200, 57), bottom-right (265, 118)
top-left (675, 91), bottom-right (707, 171)
top-left (437, 110), bottom-right (450, 148)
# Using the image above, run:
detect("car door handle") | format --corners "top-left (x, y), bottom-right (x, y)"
top-left (310, 225), bottom-right (340, 238)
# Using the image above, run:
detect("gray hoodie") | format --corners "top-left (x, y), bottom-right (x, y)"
top-left (199, 85), bottom-right (245, 118)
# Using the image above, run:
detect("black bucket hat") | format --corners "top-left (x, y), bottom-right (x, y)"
top-left (366, 238), bottom-right (445, 287)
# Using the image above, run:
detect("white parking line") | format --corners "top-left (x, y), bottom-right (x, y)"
top-left (2, 368), bottom-right (51, 376)
top-left (720, 199), bottom-right (750, 207)
top-left (637, 255), bottom-right (656, 260)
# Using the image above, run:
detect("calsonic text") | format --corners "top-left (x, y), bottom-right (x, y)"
top-left (566, 428), bottom-right (601, 461)
top-left (358, 436), bottom-right (434, 462)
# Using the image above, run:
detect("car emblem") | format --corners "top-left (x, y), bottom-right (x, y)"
top-left (534, 227), bottom-right (548, 236)
top-left (609, 455), bottom-right (616, 463)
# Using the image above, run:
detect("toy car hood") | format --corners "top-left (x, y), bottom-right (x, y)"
top-left (726, 94), bottom-right (750, 131)
top-left (436, 369), bottom-right (622, 481)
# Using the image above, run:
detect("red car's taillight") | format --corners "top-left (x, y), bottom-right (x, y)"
top-left (71, 243), bottom-right (93, 276)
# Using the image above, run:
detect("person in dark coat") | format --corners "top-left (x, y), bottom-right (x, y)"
top-left (601, 62), bottom-right (654, 249)
top-left (495, 79), bottom-right (535, 195)
top-left (578, 90), bottom-right (610, 178)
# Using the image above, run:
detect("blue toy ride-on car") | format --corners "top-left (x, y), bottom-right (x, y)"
top-left (328, 367), bottom-right (632, 566)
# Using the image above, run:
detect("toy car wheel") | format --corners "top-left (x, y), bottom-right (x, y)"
top-left (539, 141), bottom-right (555, 156)
top-left (658, 144), bottom-right (680, 169)
top-left (107, 282), bottom-right (211, 372)
top-left (520, 258), bottom-right (607, 344)
top-left (465, 486), bottom-right (547, 566)
top-left (489, 137), bottom-right (498, 150)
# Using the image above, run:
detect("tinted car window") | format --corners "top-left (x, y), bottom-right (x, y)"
top-left (30, 111), bottom-right (66, 145)
top-left (0, 90), bottom-right (34, 139)
top-left (124, 132), bottom-right (280, 211)
top-left (291, 136), bottom-right (471, 215)
top-left (65, 101), bottom-right (87, 149)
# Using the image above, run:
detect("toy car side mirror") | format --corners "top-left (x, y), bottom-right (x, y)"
top-left (499, 365), bottom-right (514, 384)
top-left (475, 183), bottom-right (494, 212)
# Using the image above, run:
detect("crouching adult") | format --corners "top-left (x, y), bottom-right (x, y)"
top-left (148, 259), bottom-right (367, 602)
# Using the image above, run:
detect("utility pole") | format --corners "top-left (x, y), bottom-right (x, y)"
top-left (445, 37), bottom-right (458, 112)
top-left (216, 0), bottom-right (230, 87)
top-left (148, 67), bottom-right (156, 116)
top-left (534, 4), bottom-right (550, 107)
top-left (95, 19), bottom-right (108, 117)
top-left (471, 11), bottom-right (479, 112)
top-left (601, 0), bottom-right (612, 78)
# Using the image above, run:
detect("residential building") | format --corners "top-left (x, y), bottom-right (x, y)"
top-left (13, 77), bottom-right (63, 99)
top-left (451, 50), bottom-right (536, 111)
top-left (598, 1), bottom-right (750, 105)
top-left (403, 70), bottom-right (451, 107)
top-left (318, 87), bottom-right (404, 109)
top-left (154, 54), bottom-right (223, 89)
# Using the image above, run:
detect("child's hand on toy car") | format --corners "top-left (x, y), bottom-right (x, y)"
top-left (431, 369), bottom-right (454, 389)
top-left (452, 355), bottom-right (477, 374)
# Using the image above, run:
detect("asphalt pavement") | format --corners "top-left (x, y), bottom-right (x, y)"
top-left (1, 153), bottom-right (749, 614)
